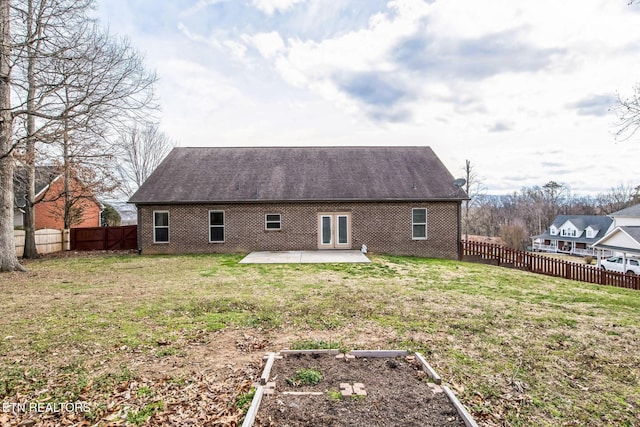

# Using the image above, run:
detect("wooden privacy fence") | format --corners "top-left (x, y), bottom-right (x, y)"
top-left (70, 225), bottom-right (138, 251)
top-left (14, 229), bottom-right (69, 257)
top-left (460, 240), bottom-right (640, 291)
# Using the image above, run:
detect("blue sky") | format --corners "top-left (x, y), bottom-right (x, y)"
top-left (98, 0), bottom-right (640, 194)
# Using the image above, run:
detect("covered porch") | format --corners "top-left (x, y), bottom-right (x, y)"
top-left (531, 238), bottom-right (611, 257)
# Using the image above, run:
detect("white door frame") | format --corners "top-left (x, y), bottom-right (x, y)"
top-left (318, 213), bottom-right (352, 249)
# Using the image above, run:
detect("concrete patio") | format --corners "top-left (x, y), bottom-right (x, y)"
top-left (239, 250), bottom-right (371, 264)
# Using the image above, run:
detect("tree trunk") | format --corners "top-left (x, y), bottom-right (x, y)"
top-left (0, 0), bottom-right (25, 272)
top-left (22, 175), bottom-right (38, 258)
top-left (63, 114), bottom-right (71, 229)
top-left (22, 0), bottom-right (40, 259)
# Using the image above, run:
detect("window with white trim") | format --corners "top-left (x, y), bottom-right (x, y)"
top-left (265, 214), bottom-right (281, 230)
top-left (412, 208), bottom-right (427, 240)
top-left (209, 211), bottom-right (225, 242)
top-left (153, 211), bottom-right (169, 243)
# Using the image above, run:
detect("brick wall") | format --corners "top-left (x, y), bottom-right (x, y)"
top-left (137, 201), bottom-right (461, 259)
top-left (35, 177), bottom-right (101, 229)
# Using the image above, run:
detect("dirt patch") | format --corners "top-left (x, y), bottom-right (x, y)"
top-left (254, 353), bottom-right (465, 427)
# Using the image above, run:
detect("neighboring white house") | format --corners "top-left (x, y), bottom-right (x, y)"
top-left (532, 215), bottom-right (614, 256)
top-left (606, 204), bottom-right (640, 228)
top-left (592, 204), bottom-right (640, 262)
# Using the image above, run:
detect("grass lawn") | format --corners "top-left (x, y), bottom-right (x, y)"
top-left (0, 253), bottom-right (638, 426)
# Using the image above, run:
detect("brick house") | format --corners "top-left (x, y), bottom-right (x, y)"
top-left (129, 146), bottom-right (468, 259)
top-left (14, 166), bottom-right (102, 229)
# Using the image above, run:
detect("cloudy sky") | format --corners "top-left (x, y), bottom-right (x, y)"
top-left (98, 0), bottom-right (640, 195)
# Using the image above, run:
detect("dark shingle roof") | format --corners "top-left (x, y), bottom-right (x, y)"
top-left (535, 214), bottom-right (613, 243)
top-left (129, 146), bottom-right (467, 204)
top-left (552, 215), bottom-right (612, 232)
top-left (610, 203), bottom-right (640, 217)
top-left (13, 166), bottom-right (61, 208)
top-left (620, 226), bottom-right (640, 242)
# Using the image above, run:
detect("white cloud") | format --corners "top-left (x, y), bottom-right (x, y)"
top-left (245, 31), bottom-right (286, 59)
top-left (268, 0), bottom-right (428, 117)
top-left (252, 0), bottom-right (308, 15)
top-left (159, 59), bottom-right (246, 111)
top-left (97, 0), bottom-right (640, 195)
top-left (179, 0), bottom-right (226, 18)
top-left (223, 40), bottom-right (248, 60)
top-left (177, 22), bottom-right (220, 48)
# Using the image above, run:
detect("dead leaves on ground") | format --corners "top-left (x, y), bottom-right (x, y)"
top-left (1, 363), bottom-right (260, 426)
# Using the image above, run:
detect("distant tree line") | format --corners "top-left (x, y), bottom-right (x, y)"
top-left (463, 179), bottom-right (640, 249)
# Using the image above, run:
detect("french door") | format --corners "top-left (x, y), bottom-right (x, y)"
top-left (318, 213), bottom-right (351, 249)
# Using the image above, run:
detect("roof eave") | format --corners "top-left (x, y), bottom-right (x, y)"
top-left (592, 243), bottom-right (640, 254)
top-left (128, 197), bottom-right (467, 205)
top-left (33, 173), bottom-right (63, 200)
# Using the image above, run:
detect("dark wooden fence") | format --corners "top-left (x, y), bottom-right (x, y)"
top-left (460, 240), bottom-right (640, 291)
top-left (70, 225), bottom-right (138, 251)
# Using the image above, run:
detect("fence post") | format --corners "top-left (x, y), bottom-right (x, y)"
top-left (528, 253), bottom-right (533, 272)
top-left (63, 229), bottom-right (70, 251)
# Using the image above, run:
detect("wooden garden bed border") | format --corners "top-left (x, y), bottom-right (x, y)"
top-left (242, 349), bottom-right (478, 427)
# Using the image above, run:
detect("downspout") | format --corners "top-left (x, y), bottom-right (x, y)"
top-left (136, 204), bottom-right (142, 255)
top-left (457, 201), bottom-right (462, 261)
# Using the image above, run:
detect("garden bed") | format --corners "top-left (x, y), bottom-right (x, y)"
top-left (248, 350), bottom-right (476, 427)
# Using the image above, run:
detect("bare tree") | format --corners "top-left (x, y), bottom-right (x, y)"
top-left (470, 194), bottom-right (503, 237)
top-left (462, 159), bottom-right (486, 240)
top-left (117, 122), bottom-right (175, 197)
top-left (10, 0), bottom-right (93, 258)
top-left (0, 0), bottom-right (25, 271)
top-left (465, 179), bottom-right (640, 241)
top-left (499, 220), bottom-right (528, 250)
top-left (11, 2), bottom-right (157, 234)
top-left (45, 24), bottom-right (157, 229)
top-left (595, 184), bottom-right (639, 214)
top-left (615, 1), bottom-right (640, 138)
top-left (614, 83), bottom-right (640, 141)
